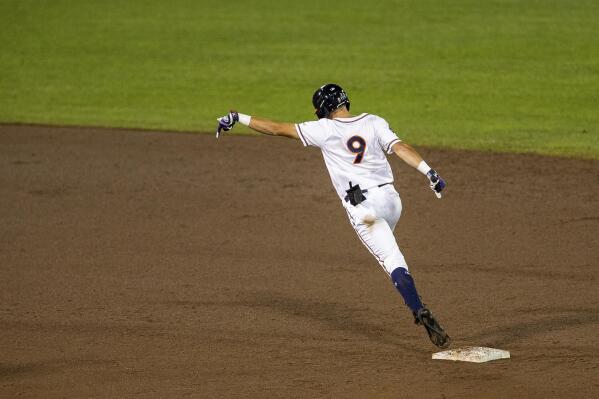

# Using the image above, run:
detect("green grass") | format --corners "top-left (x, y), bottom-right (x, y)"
top-left (1, 0), bottom-right (598, 158)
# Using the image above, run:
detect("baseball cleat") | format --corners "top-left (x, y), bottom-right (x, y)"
top-left (414, 308), bottom-right (451, 349)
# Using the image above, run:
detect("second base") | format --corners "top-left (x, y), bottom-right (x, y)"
top-left (432, 347), bottom-right (510, 363)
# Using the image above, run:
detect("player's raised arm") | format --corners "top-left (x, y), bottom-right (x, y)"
top-left (391, 141), bottom-right (446, 198)
top-left (216, 111), bottom-right (299, 139)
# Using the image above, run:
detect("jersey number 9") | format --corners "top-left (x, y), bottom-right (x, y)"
top-left (347, 136), bottom-right (366, 164)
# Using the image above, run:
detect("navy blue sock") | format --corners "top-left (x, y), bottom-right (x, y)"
top-left (390, 267), bottom-right (424, 313)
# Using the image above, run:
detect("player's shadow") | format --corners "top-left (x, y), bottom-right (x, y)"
top-left (243, 290), bottom-right (428, 355)
top-left (0, 363), bottom-right (40, 379)
top-left (0, 359), bottom-right (115, 381)
top-left (465, 308), bottom-right (599, 347)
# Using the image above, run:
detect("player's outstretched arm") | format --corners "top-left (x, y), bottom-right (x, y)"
top-left (216, 111), bottom-right (298, 140)
top-left (391, 141), bottom-right (446, 198)
top-left (247, 116), bottom-right (299, 139)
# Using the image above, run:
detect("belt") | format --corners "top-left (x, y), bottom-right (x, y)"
top-left (343, 182), bottom-right (393, 203)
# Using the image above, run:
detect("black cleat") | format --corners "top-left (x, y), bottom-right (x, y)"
top-left (414, 308), bottom-right (451, 349)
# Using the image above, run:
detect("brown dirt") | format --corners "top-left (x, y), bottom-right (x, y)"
top-left (1, 124), bottom-right (598, 398)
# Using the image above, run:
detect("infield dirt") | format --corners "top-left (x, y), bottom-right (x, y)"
top-left (1, 125), bottom-right (598, 398)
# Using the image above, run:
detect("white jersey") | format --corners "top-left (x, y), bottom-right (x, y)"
top-left (295, 113), bottom-right (401, 200)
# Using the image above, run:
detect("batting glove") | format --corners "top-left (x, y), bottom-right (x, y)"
top-left (426, 169), bottom-right (446, 198)
top-left (216, 111), bottom-right (239, 138)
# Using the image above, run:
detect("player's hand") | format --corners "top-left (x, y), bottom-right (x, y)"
top-left (426, 169), bottom-right (446, 198)
top-left (216, 111), bottom-right (239, 138)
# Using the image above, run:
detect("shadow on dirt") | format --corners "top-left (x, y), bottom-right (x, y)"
top-left (0, 363), bottom-right (40, 379)
top-left (0, 359), bottom-right (116, 381)
top-left (191, 291), bottom-right (429, 354)
top-left (466, 309), bottom-right (599, 347)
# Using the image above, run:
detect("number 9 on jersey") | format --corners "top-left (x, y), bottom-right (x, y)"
top-left (347, 136), bottom-right (366, 164)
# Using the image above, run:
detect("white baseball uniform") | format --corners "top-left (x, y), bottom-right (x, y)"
top-left (295, 113), bottom-right (409, 275)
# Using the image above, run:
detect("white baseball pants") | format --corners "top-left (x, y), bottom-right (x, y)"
top-left (342, 184), bottom-right (408, 275)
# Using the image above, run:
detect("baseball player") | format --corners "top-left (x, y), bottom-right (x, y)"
top-left (216, 83), bottom-right (450, 348)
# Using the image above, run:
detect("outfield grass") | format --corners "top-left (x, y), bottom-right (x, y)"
top-left (1, 0), bottom-right (598, 158)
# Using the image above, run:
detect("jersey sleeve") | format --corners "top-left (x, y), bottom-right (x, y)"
top-left (373, 116), bottom-right (401, 154)
top-left (295, 120), bottom-right (326, 148)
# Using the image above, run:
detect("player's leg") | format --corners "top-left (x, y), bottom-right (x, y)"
top-left (345, 198), bottom-right (421, 302)
top-left (345, 190), bottom-right (450, 348)
top-left (362, 187), bottom-right (430, 312)
top-left (389, 267), bottom-right (450, 347)
top-left (346, 207), bottom-right (425, 312)
top-left (344, 204), bottom-right (407, 274)
top-left (390, 267), bottom-right (423, 313)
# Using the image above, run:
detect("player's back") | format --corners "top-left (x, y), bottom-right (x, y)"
top-left (295, 113), bottom-right (401, 199)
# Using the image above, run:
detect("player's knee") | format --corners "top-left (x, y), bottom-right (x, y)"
top-left (383, 252), bottom-right (408, 275)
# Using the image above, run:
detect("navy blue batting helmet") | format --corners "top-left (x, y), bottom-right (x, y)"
top-left (312, 83), bottom-right (350, 119)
